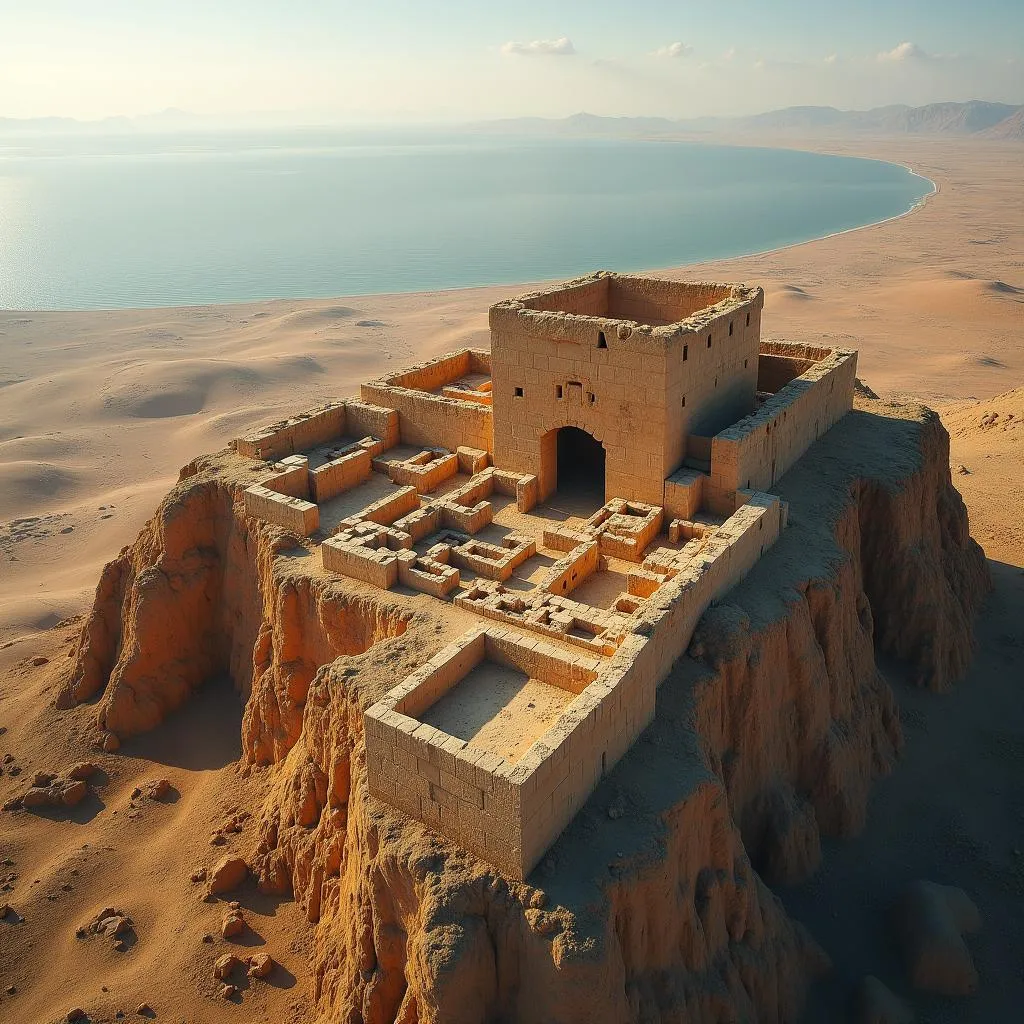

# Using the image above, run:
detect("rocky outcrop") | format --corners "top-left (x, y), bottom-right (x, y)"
top-left (59, 399), bottom-right (988, 1023)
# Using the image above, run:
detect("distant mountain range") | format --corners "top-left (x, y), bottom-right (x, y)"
top-left (2, 100), bottom-right (1022, 140)
top-left (479, 101), bottom-right (1024, 141)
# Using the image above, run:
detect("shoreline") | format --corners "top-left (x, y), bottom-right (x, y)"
top-left (0, 134), bottom-right (1019, 642)
top-left (0, 140), bottom-right (935, 316)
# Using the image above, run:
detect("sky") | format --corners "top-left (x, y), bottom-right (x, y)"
top-left (2, 0), bottom-right (1022, 122)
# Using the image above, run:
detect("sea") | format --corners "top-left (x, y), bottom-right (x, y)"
top-left (0, 129), bottom-right (934, 311)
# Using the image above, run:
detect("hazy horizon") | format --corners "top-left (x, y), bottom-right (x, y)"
top-left (3, 1), bottom-right (1022, 123)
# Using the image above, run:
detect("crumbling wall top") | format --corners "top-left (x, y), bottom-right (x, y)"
top-left (490, 271), bottom-right (763, 348)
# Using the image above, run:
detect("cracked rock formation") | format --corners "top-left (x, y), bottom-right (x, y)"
top-left (58, 398), bottom-right (987, 1023)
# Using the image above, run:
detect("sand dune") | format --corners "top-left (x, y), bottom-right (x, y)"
top-left (0, 136), bottom-right (1020, 647)
top-left (0, 134), bottom-right (1021, 1024)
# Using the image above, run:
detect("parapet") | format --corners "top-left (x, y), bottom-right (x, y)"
top-left (360, 350), bottom-right (493, 453)
top-left (489, 271), bottom-right (763, 347)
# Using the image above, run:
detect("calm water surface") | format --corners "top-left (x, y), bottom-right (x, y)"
top-left (0, 130), bottom-right (933, 310)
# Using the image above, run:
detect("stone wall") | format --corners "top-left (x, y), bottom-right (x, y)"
top-left (242, 485), bottom-right (319, 535)
top-left (365, 492), bottom-right (785, 878)
top-left (710, 346), bottom-right (857, 503)
top-left (489, 274), bottom-right (762, 504)
top-left (361, 352), bottom-right (493, 454)
top-left (234, 400), bottom-right (398, 462)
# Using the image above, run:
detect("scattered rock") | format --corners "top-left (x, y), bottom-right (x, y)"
top-left (893, 880), bottom-right (981, 995)
top-left (146, 779), bottom-right (172, 801)
top-left (221, 912), bottom-right (245, 939)
top-left (247, 952), bottom-right (274, 979)
top-left (220, 984), bottom-right (238, 1000)
top-left (66, 1010), bottom-right (87, 1023)
top-left (190, 869), bottom-right (207, 883)
top-left (5, 984), bottom-right (14, 994)
top-left (80, 907), bottom-right (136, 948)
top-left (207, 856), bottom-right (248, 896)
top-left (201, 932), bottom-right (214, 944)
top-left (213, 953), bottom-right (243, 980)
top-left (31, 656), bottom-right (49, 667)
top-left (67, 762), bottom-right (100, 781)
top-left (136, 1002), bottom-right (153, 1016)
top-left (19, 776), bottom-right (90, 810)
top-left (61, 780), bottom-right (89, 806)
top-left (954, 464), bottom-right (970, 475)
top-left (855, 975), bottom-right (914, 1024)
top-left (101, 733), bottom-right (120, 753)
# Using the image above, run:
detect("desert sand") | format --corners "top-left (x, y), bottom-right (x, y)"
top-left (1, 135), bottom-right (1022, 1022)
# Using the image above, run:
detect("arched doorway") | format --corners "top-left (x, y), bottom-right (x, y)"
top-left (555, 427), bottom-right (605, 510)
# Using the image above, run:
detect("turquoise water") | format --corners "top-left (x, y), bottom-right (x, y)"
top-left (0, 130), bottom-right (933, 311)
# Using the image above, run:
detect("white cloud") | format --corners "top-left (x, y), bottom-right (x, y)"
top-left (501, 37), bottom-right (575, 57)
top-left (723, 47), bottom-right (737, 61)
top-left (652, 42), bottom-right (693, 59)
top-left (878, 41), bottom-right (928, 62)
top-left (824, 53), bottom-right (839, 65)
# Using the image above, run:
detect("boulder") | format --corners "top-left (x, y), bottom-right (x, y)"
top-left (221, 912), bottom-right (245, 939)
top-left (855, 976), bottom-right (914, 1024)
top-left (248, 952), bottom-right (274, 979)
top-left (207, 856), bottom-right (248, 896)
top-left (893, 880), bottom-right (981, 995)
top-left (213, 953), bottom-right (243, 981)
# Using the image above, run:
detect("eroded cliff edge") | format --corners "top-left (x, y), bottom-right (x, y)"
top-left (57, 398), bottom-right (989, 1023)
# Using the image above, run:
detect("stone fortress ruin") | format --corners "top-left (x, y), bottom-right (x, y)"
top-left (234, 271), bottom-right (857, 879)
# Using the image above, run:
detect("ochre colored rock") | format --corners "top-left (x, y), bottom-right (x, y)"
top-left (56, 401), bottom-right (988, 1023)
top-left (213, 953), bottom-right (243, 981)
top-left (207, 856), bottom-right (248, 895)
top-left (247, 952), bottom-right (274, 979)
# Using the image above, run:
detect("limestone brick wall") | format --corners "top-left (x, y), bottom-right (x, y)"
top-left (233, 400), bottom-right (398, 462)
top-left (630, 493), bottom-right (783, 686)
top-left (364, 628), bottom-right (605, 878)
top-left (515, 633), bottom-right (657, 874)
top-left (384, 450), bottom-right (459, 493)
top-left (364, 491), bottom-right (785, 878)
top-left (235, 404), bottom-right (346, 461)
top-left (537, 542), bottom-right (601, 597)
top-left (358, 350), bottom-right (493, 453)
top-left (262, 456), bottom-right (310, 500)
top-left (310, 448), bottom-right (372, 503)
top-left (242, 485), bottom-right (319, 535)
top-left (489, 276), bottom-right (762, 504)
top-left (385, 349), bottom-right (490, 392)
top-left (666, 298), bottom-right (761, 450)
top-left (711, 346), bottom-right (857, 497)
top-left (345, 401), bottom-right (400, 448)
top-left (663, 468), bottom-right (704, 520)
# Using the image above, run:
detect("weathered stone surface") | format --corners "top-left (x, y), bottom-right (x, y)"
top-left (893, 880), bottom-right (981, 995)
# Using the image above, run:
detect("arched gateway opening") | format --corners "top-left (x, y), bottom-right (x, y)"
top-left (554, 427), bottom-right (605, 511)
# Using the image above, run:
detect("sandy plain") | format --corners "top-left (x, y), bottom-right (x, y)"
top-left (0, 134), bottom-right (1021, 1022)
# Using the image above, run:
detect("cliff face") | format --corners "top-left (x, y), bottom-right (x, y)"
top-left (60, 399), bottom-right (988, 1023)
